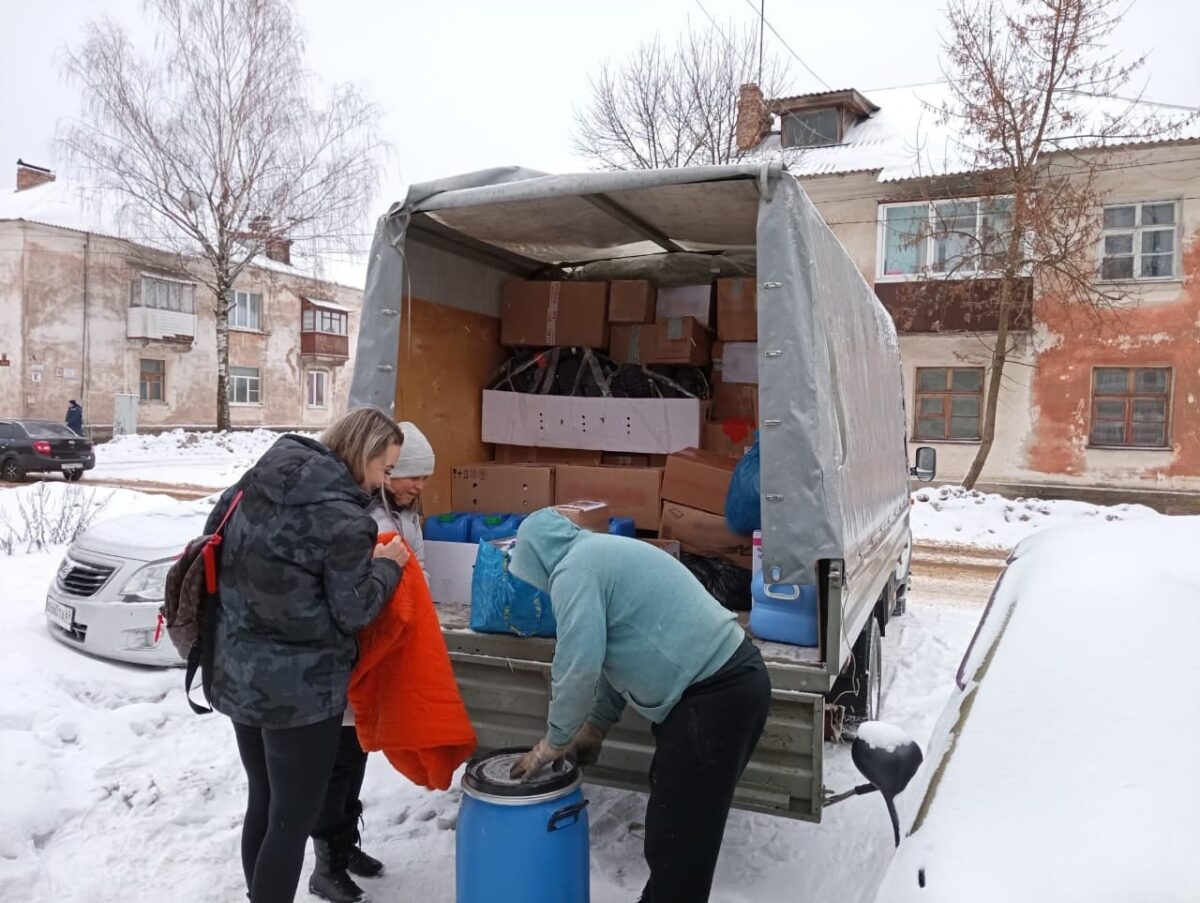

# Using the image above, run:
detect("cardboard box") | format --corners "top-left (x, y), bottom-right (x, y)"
top-left (555, 465), bottom-right (664, 528)
top-left (717, 278), bottom-right (758, 341)
top-left (609, 280), bottom-right (657, 324)
top-left (711, 383), bottom-right (759, 422)
top-left (602, 452), bottom-right (668, 468)
top-left (554, 500), bottom-right (611, 532)
top-left (662, 448), bottom-right (738, 516)
top-left (656, 284), bottom-right (715, 328)
top-left (655, 317), bottom-right (712, 365)
top-left (716, 342), bottom-right (758, 384)
top-left (659, 501), bottom-right (753, 569)
top-left (702, 421), bottom-right (755, 459)
top-left (641, 537), bottom-right (681, 559)
top-left (482, 390), bottom-right (704, 454)
top-left (495, 445), bottom-right (603, 466)
top-left (424, 540), bottom-right (480, 605)
top-left (609, 324), bottom-right (657, 365)
top-left (501, 281), bottom-right (609, 348)
top-left (451, 463), bottom-right (555, 514)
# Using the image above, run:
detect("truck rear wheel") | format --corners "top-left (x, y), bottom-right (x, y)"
top-left (1, 458), bottom-right (23, 482)
top-left (832, 614), bottom-right (883, 728)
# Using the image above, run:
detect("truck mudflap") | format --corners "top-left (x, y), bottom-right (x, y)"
top-left (445, 640), bottom-right (825, 822)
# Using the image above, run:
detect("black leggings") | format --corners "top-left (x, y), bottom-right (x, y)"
top-left (640, 639), bottom-right (772, 903)
top-left (232, 715), bottom-right (343, 903)
top-left (313, 726), bottom-right (370, 837)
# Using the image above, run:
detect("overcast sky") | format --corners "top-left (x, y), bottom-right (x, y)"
top-left (3, 0), bottom-right (1196, 255)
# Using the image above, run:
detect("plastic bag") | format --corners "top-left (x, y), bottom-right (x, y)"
top-left (725, 435), bottom-right (761, 534)
top-left (680, 552), bottom-right (753, 612)
top-left (469, 541), bottom-right (557, 637)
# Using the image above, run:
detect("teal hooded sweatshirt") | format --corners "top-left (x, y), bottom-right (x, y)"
top-left (509, 508), bottom-right (746, 748)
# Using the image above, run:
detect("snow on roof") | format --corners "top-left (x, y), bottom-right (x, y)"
top-left (752, 82), bottom-right (1200, 183)
top-left (0, 179), bottom-right (367, 290)
top-left (303, 296), bottom-right (354, 313)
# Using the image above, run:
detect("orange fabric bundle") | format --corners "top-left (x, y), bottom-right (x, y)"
top-left (348, 533), bottom-right (477, 790)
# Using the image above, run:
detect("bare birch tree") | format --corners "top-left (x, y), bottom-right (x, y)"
top-left (898, 0), bottom-right (1183, 488)
top-left (573, 22), bottom-right (789, 170)
top-left (61, 0), bottom-right (383, 430)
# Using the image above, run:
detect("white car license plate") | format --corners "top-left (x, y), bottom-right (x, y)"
top-left (62, 463), bottom-right (83, 472)
top-left (46, 599), bottom-right (75, 630)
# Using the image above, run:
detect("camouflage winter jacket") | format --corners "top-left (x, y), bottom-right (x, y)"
top-left (204, 434), bottom-right (402, 729)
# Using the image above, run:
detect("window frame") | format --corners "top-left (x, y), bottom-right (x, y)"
top-left (227, 366), bottom-right (262, 406)
top-left (781, 108), bottom-right (842, 149)
top-left (302, 303), bottom-right (349, 336)
top-left (135, 274), bottom-right (196, 313)
top-left (876, 197), bottom-right (1018, 282)
top-left (1097, 200), bottom-right (1180, 284)
top-left (306, 370), bottom-right (329, 409)
top-left (230, 290), bottom-right (264, 332)
top-left (139, 358), bottom-right (166, 403)
top-left (912, 366), bottom-right (986, 442)
top-left (1088, 365), bottom-right (1173, 450)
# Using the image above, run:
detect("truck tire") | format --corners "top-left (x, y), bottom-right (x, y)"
top-left (831, 614), bottom-right (883, 728)
top-left (1, 457), bottom-right (23, 482)
top-left (65, 470), bottom-right (83, 483)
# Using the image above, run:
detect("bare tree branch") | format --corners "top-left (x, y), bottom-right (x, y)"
top-left (59, 0), bottom-right (384, 429)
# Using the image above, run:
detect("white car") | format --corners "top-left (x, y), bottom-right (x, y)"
top-left (874, 515), bottom-right (1200, 903)
top-left (44, 499), bottom-right (215, 666)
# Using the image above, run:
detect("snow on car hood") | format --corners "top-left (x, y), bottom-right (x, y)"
top-left (72, 501), bottom-right (214, 562)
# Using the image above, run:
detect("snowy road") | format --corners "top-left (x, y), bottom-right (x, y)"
top-left (0, 533), bottom-right (986, 903)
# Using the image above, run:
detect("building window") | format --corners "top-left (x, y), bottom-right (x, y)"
top-left (302, 305), bottom-right (349, 336)
top-left (307, 370), bottom-right (329, 408)
top-left (782, 109), bottom-right (840, 148)
top-left (914, 367), bottom-right (984, 440)
top-left (228, 366), bottom-right (261, 405)
top-left (136, 275), bottom-right (195, 312)
top-left (1100, 202), bottom-right (1177, 281)
top-left (230, 290), bottom-right (263, 331)
top-left (879, 198), bottom-right (1015, 278)
top-left (139, 359), bottom-right (165, 402)
top-left (1089, 367), bottom-right (1171, 448)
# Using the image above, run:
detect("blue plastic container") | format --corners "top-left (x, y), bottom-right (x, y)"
top-left (607, 516), bottom-right (636, 538)
top-left (469, 513), bottom-right (526, 543)
top-left (750, 571), bottom-right (820, 647)
top-left (457, 749), bottom-right (590, 903)
top-left (424, 513), bottom-right (474, 543)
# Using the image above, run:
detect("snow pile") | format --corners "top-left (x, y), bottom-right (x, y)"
top-left (92, 429), bottom-right (308, 489)
top-left (0, 482), bottom-right (177, 553)
top-left (875, 517), bottom-right (1200, 903)
top-left (910, 485), bottom-right (1160, 549)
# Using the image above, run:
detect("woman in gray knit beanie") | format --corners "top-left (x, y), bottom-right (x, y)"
top-left (369, 421), bottom-right (435, 573)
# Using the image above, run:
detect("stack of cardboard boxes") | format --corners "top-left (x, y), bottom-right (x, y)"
top-left (444, 276), bottom-right (759, 585)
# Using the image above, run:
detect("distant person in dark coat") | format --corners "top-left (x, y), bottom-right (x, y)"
top-left (65, 400), bottom-right (83, 435)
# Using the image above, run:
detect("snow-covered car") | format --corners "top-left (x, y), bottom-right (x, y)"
top-left (44, 498), bottom-right (215, 666)
top-left (874, 515), bottom-right (1200, 903)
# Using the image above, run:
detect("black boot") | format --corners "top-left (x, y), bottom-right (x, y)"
top-left (345, 800), bottom-right (384, 879)
top-left (308, 831), bottom-right (366, 903)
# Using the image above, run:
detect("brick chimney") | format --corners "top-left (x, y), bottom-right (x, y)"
top-left (16, 159), bottom-right (55, 192)
top-left (735, 85), bottom-right (770, 153)
top-left (248, 215), bottom-right (292, 265)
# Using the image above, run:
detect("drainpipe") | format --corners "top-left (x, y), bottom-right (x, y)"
top-left (81, 234), bottom-right (91, 437)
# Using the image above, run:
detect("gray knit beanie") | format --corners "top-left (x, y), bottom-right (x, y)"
top-left (393, 421), bottom-right (435, 478)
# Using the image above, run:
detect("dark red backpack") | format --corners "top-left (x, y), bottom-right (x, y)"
top-left (159, 491), bottom-right (242, 714)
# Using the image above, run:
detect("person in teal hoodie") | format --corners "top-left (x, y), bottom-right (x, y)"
top-left (507, 508), bottom-right (771, 903)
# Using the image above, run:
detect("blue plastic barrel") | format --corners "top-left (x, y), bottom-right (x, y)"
top-left (607, 516), bottom-right (636, 538)
top-left (470, 514), bottom-right (526, 544)
top-left (750, 571), bottom-right (820, 646)
top-left (456, 749), bottom-right (590, 903)
top-left (424, 513), bottom-right (474, 543)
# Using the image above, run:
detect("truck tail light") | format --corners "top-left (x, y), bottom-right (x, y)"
top-left (34, 440), bottom-right (51, 455)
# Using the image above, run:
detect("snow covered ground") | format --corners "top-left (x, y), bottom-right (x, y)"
top-left (0, 480), bottom-right (984, 903)
top-left (90, 429), bottom-right (304, 490)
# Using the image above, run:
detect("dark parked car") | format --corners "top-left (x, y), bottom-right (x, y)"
top-left (0, 420), bottom-right (96, 482)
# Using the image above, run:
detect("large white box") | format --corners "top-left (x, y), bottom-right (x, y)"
top-left (423, 540), bottom-right (479, 606)
top-left (481, 391), bottom-right (703, 454)
top-left (720, 342), bottom-right (759, 384)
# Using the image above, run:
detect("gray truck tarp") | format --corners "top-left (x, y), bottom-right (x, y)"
top-left (349, 162), bottom-right (909, 589)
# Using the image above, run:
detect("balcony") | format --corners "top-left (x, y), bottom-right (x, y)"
top-left (874, 277), bottom-right (1033, 334)
top-left (300, 331), bottom-right (349, 359)
top-left (127, 306), bottom-right (196, 344)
